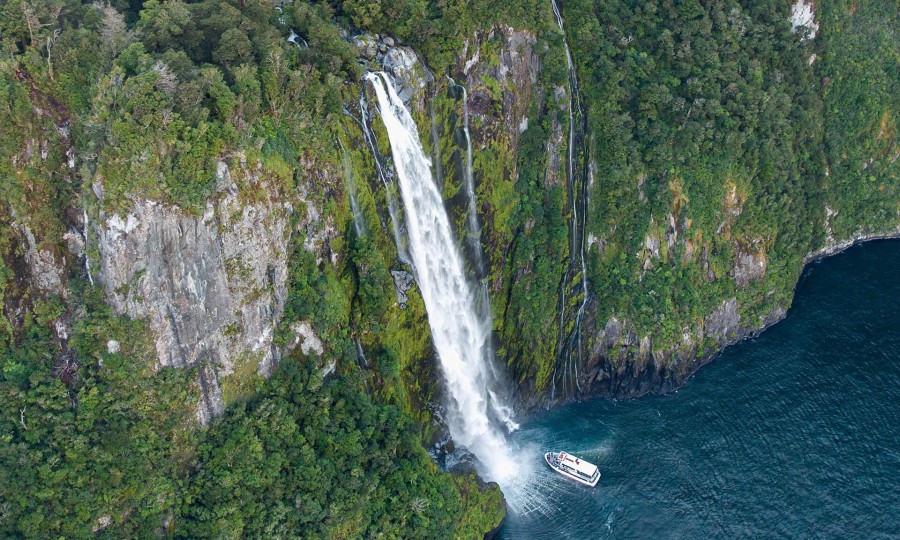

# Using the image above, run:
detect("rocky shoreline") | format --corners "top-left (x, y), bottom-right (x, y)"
top-left (514, 232), bottom-right (900, 415)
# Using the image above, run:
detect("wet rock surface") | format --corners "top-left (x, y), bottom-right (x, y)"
top-left (390, 269), bottom-right (414, 308)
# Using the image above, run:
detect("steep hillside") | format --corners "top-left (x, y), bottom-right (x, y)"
top-left (0, 0), bottom-right (896, 536)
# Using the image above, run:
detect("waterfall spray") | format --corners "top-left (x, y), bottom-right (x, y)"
top-left (366, 72), bottom-right (517, 482)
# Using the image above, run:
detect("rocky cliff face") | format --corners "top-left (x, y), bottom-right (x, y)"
top-left (95, 169), bottom-right (285, 421)
top-left (2, 7), bottom-right (894, 429)
top-left (91, 155), bottom-right (336, 422)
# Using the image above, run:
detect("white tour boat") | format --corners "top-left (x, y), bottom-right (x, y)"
top-left (544, 451), bottom-right (601, 487)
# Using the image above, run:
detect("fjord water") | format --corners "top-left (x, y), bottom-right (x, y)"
top-left (366, 73), bottom-right (518, 483)
top-left (498, 240), bottom-right (900, 539)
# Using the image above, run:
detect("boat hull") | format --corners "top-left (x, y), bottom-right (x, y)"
top-left (544, 452), bottom-right (600, 487)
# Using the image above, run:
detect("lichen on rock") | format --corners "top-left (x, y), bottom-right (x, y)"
top-left (96, 159), bottom-right (291, 421)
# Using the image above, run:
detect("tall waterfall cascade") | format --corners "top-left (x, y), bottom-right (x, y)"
top-left (366, 72), bottom-right (518, 483)
top-left (551, 0), bottom-right (590, 398)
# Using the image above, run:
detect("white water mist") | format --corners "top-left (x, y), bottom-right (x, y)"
top-left (366, 72), bottom-right (518, 482)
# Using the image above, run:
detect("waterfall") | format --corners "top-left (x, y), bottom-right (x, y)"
top-left (448, 77), bottom-right (488, 284)
top-left (358, 92), bottom-right (411, 264)
top-left (447, 76), bottom-right (493, 336)
top-left (429, 99), bottom-right (444, 191)
top-left (550, 0), bottom-right (590, 398)
top-left (354, 337), bottom-right (368, 367)
top-left (366, 72), bottom-right (517, 482)
top-left (337, 137), bottom-right (367, 237)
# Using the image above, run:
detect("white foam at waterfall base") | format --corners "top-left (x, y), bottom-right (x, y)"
top-left (366, 72), bottom-right (519, 485)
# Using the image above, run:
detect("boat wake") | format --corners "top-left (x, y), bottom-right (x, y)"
top-left (499, 444), bottom-right (595, 518)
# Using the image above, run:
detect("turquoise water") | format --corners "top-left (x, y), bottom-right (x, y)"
top-left (496, 240), bottom-right (900, 539)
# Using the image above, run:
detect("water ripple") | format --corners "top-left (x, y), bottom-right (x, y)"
top-left (497, 241), bottom-right (900, 539)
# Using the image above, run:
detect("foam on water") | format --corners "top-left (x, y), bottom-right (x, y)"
top-left (498, 241), bottom-right (900, 538)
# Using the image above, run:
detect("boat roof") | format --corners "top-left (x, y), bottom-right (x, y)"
top-left (558, 452), bottom-right (598, 476)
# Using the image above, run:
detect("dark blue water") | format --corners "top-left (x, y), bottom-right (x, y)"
top-left (497, 240), bottom-right (900, 539)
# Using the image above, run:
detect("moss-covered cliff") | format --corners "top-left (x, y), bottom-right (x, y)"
top-left (0, 0), bottom-right (896, 537)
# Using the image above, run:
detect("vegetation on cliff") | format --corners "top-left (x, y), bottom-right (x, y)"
top-left (0, 0), bottom-right (896, 537)
top-left (500, 0), bottom-right (897, 394)
top-left (0, 0), bottom-right (506, 537)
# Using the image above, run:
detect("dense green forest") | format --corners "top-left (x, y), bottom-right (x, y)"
top-left (0, 0), bottom-right (896, 537)
top-left (0, 0), bottom-right (514, 536)
top-left (496, 0), bottom-right (897, 392)
top-left (577, 0), bottom-right (826, 343)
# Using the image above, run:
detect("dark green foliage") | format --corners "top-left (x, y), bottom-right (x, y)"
top-left (0, 293), bottom-right (503, 538)
top-left (0, 0), bottom-right (895, 537)
top-left (498, 99), bottom-right (570, 389)
top-left (348, 233), bottom-right (394, 331)
top-left (559, 0), bottom-right (829, 342)
top-left (281, 242), bottom-right (352, 348)
top-left (334, 0), bottom-right (549, 71)
top-left (817, 0), bottom-right (899, 236)
top-left (0, 287), bottom-right (198, 537)
top-left (0, 2), bottom-right (508, 537)
top-left (180, 358), bottom-right (503, 539)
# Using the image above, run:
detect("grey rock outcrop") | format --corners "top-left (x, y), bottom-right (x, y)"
top-left (382, 47), bottom-right (426, 103)
top-left (391, 269), bottom-right (414, 308)
top-left (17, 223), bottom-right (66, 297)
top-left (354, 34), bottom-right (378, 59)
top-left (733, 240), bottom-right (767, 287)
top-left (97, 163), bottom-right (291, 423)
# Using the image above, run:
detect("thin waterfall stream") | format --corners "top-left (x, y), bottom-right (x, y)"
top-left (447, 75), bottom-right (495, 343)
top-left (550, 0), bottom-right (590, 400)
top-left (83, 208), bottom-right (94, 287)
top-left (356, 92), bottom-right (411, 264)
top-left (366, 72), bottom-right (518, 483)
top-left (337, 136), bottom-right (367, 237)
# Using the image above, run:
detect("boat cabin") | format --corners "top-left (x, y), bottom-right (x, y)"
top-left (546, 451), bottom-right (600, 486)
top-left (557, 452), bottom-right (598, 480)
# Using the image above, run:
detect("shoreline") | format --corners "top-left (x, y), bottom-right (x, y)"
top-left (515, 231), bottom-right (900, 416)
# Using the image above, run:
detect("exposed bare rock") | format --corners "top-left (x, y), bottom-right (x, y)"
top-left (354, 34), bottom-right (377, 59)
top-left (382, 47), bottom-right (426, 104)
top-left (644, 233), bottom-right (660, 259)
top-left (700, 244), bottom-right (716, 281)
top-left (92, 516), bottom-right (112, 534)
top-left (665, 212), bottom-right (678, 251)
top-left (97, 161), bottom-right (291, 422)
top-left (17, 224), bottom-right (65, 297)
top-left (460, 26), bottom-right (539, 159)
top-left (790, 0), bottom-right (819, 40)
top-left (391, 269), bottom-right (414, 308)
top-left (291, 321), bottom-right (324, 356)
top-left (733, 240), bottom-right (767, 287)
top-left (704, 298), bottom-right (740, 343)
top-left (543, 86), bottom-right (567, 189)
top-left (549, 296), bottom-right (786, 407)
